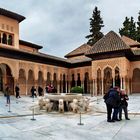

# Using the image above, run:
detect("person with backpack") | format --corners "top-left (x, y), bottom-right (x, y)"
top-left (103, 86), bottom-right (114, 122)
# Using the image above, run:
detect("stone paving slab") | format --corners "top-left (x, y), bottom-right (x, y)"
top-left (0, 94), bottom-right (140, 140)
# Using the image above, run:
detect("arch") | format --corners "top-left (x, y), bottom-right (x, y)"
top-left (2, 33), bottom-right (7, 44)
top-left (104, 67), bottom-right (113, 94)
top-left (38, 71), bottom-right (43, 86)
top-left (18, 69), bottom-right (26, 95)
top-left (63, 74), bottom-right (66, 93)
top-left (60, 74), bottom-right (62, 93)
top-left (53, 73), bottom-right (57, 92)
top-left (0, 63), bottom-right (14, 94)
top-left (77, 73), bottom-right (81, 86)
top-left (71, 74), bottom-right (75, 88)
top-left (46, 72), bottom-right (51, 85)
top-left (84, 72), bottom-right (90, 93)
top-left (8, 35), bottom-right (13, 45)
top-left (103, 65), bottom-right (113, 71)
top-left (97, 69), bottom-right (102, 95)
top-left (115, 67), bottom-right (120, 87)
top-left (132, 68), bottom-right (140, 93)
top-left (27, 70), bottom-right (35, 95)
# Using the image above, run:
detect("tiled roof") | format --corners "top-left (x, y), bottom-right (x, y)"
top-left (85, 31), bottom-right (130, 56)
top-left (65, 44), bottom-right (91, 58)
top-left (121, 36), bottom-right (140, 46)
top-left (67, 56), bottom-right (92, 63)
top-left (0, 8), bottom-right (25, 22)
top-left (19, 40), bottom-right (43, 49)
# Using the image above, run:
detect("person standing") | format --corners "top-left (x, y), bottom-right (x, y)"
top-left (31, 86), bottom-right (37, 97)
top-left (119, 90), bottom-right (130, 120)
top-left (38, 86), bottom-right (43, 96)
top-left (112, 86), bottom-right (121, 121)
top-left (104, 86), bottom-right (114, 122)
top-left (5, 85), bottom-right (11, 106)
top-left (15, 84), bottom-right (21, 98)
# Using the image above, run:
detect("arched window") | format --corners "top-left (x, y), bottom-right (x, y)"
top-left (115, 67), bottom-right (120, 87)
top-left (63, 74), bottom-right (66, 93)
top-left (8, 35), bottom-right (12, 45)
top-left (77, 73), bottom-right (81, 86)
top-left (71, 74), bottom-right (75, 88)
top-left (2, 33), bottom-right (7, 44)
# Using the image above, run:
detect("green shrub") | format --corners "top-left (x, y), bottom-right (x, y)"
top-left (70, 86), bottom-right (83, 93)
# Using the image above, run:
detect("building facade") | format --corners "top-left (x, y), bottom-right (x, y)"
top-left (0, 8), bottom-right (140, 96)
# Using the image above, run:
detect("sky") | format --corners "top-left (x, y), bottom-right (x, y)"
top-left (0, 0), bottom-right (140, 58)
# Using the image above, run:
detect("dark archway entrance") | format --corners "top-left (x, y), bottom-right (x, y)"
top-left (115, 67), bottom-right (120, 87)
top-left (77, 73), bottom-right (81, 86)
top-left (132, 68), bottom-right (140, 93)
top-left (71, 74), bottom-right (75, 88)
top-left (84, 72), bottom-right (90, 93)
top-left (104, 67), bottom-right (113, 94)
top-left (0, 64), bottom-right (14, 94)
top-left (63, 74), bottom-right (66, 93)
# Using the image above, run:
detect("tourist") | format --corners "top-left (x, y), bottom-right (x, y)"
top-left (15, 84), bottom-right (21, 98)
top-left (112, 86), bottom-right (121, 121)
top-left (104, 86), bottom-right (114, 122)
top-left (38, 86), bottom-right (43, 96)
top-left (104, 86), bottom-right (121, 122)
top-left (5, 85), bottom-right (11, 106)
top-left (119, 90), bottom-right (130, 120)
top-left (31, 86), bottom-right (37, 97)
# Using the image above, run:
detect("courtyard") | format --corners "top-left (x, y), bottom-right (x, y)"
top-left (0, 94), bottom-right (140, 140)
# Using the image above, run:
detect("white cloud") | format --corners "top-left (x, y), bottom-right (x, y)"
top-left (0, 0), bottom-right (140, 57)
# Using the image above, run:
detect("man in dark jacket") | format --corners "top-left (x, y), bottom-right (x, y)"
top-left (38, 86), bottom-right (43, 96)
top-left (104, 86), bottom-right (115, 122)
top-left (112, 86), bottom-right (121, 121)
top-left (104, 86), bottom-right (121, 122)
top-left (15, 84), bottom-right (21, 98)
top-left (31, 86), bottom-right (37, 97)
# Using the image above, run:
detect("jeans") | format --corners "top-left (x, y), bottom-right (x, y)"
top-left (6, 95), bottom-right (10, 104)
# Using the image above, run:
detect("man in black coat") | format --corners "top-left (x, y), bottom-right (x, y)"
top-left (112, 86), bottom-right (121, 121)
top-left (104, 86), bottom-right (115, 122)
top-left (15, 84), bottom-right (21, 98)
top-left (38, 86), bottom-right (43, 96)
top-left (104, 86), bottom-right (121, 122)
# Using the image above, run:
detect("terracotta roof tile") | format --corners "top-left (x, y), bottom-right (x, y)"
top-left (67, 56), bottom-right (92, 63)
top-left (65, 44), bottom-right (91, 58)
top-left (85, 31), bottom-right (130, 56)
top-left (121, 36), bottom-right (140, 46)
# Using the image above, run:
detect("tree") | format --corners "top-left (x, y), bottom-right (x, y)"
top-left (136, 12), bottom-right (140, 42)
top-left (86, 6), bottom-right (104, 46)
top-left (119, 17), bottom-right (136, 40)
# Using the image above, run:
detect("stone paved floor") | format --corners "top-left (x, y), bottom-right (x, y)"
top-left (0, 94), bottom-right (140, 140)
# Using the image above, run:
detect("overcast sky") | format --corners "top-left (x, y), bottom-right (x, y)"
top-left (0, 0), bottom-right (140, 58)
